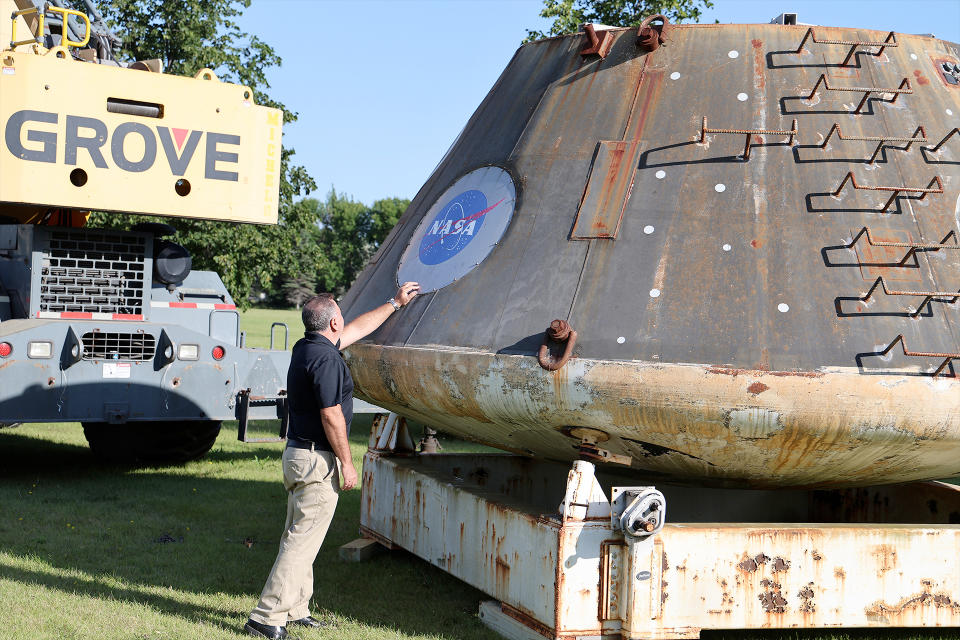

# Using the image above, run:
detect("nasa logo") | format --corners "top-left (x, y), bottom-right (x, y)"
top-left (418, 190), bottom-right (505, 265)
top-left (398, 165), bottom-right (516, 293)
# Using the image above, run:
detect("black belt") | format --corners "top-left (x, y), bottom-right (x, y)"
top-left (286, 438), bottom-right (328, 452)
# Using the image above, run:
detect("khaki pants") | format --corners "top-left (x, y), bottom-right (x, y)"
top-left (250, 446), bottom-right (340, 626)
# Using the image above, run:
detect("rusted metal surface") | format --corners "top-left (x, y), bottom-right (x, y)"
top-left (853, 276), bottom-right (959, 317)
top-left (537, 319), bottom-right (577, 371)
top-left (876, 335), bottom-right (959, 378)
top-left (360, 451), bottom-right (960, 638)
top-left (347, 343), bottom-right (960, 488)
top-left (570, 140), bottom-right (644, 239)
top-left (342, 23), bottom-right (960, 488)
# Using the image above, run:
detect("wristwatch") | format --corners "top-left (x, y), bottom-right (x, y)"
top-left (388, 298), bottom-right (401, 311)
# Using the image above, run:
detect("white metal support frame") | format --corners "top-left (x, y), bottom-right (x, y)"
top-left (351, 414), bottom-right (960, 639)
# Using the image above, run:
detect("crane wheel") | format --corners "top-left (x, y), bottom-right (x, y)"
top-left (82, 420), bottom-right (222, 464)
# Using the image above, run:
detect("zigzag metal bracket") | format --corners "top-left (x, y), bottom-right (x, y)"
top-left (805, 75), bottom-right (912, 114)
top-left (795, 28), bottom-right (897, 66)
top-left (925, 128), bottom-right (960, 153)
top-left (847, 226), bottom-right (959, 266)
top-left (819, 124), bottom-right (927, 164)
top-left (856, 277), bottom-right (959, 317)
top-left (876, 335), bottom-right (959, 378)
top-left (832, 173), bottom-right (943, 212)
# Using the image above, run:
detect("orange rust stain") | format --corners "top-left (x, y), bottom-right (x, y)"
top-left (747, 382), bottom-right (769, 395)
top-left (913, 70), bottom-right (930, 85)
top-left (751, 239), bottom-right (762, 248)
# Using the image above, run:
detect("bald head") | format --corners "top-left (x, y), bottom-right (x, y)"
top-left (302, 293), bottom-right (338, 333)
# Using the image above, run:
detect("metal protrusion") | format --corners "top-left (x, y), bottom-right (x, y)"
top-left (855, 277), bottom-right (959, 317)
top-left (804, 75), bottom-right (912, 114)
top-left (581, 23), bottom-right (614, 59)
top-left (637, 14), bottom-right (668, 52)
top-left (819, 124), bottom-right (927, 164)
top-left (832, 172), bottom-right (943, 212)
top-left (925, 127), bottom-right (960, 153)
top-left (614, 487), bottom-right (666, 540)
top-left (795, 28), bottom-right (897, 66)
top-left (538, 319), bottom-right (577, 371)
top-left (700, 116), bottom-right (798, 161)
top-left (418, 426), bottom-right (442, 454)
top-left (877, 335), bottom-right (959, 378)
top-left (848, 226), bottom-right (959, 266)
top-left (578, 438), bottom-right (632, 466)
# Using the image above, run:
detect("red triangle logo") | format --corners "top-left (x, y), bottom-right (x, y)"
top-left (172, 128), bottom-right (189, 151)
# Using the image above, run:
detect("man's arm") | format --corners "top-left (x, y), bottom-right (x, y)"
top-left (319, 404), bottom-right (357, 490)
top-left (339, 282), bottom-right (420, 349)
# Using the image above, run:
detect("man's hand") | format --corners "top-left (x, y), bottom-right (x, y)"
top-left (395, 282), bottom-right (420, 306)
top-left (341, 461), bottom-right (358, 490)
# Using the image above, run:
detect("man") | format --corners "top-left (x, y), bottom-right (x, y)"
top-left (244, 282), bottom-right (420, 639)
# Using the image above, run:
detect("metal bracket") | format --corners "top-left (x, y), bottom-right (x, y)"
top-left (236, 388), bottom-right (289, 442)
top-left (795, 28), bottom-right (896, 66)
top-left (805, 75), bottom-right (912, 114)
top-left (610, 486), bottom-right (666, 539)
top-left (832, 172), bottom-right (943, 212)
top-left (925, 127), bottom-right (960, 153)
top-left (855, 276), bottom-right (959, 317)
top-left (581, 23), bottom-right (614, 59)
top-left (819, 124), bottom-right (927, 164)
top-left (369, 412), bottom-right (416, 454)
top-left (847, 226), bottom-right (959, 266)
top-left (700, 116), bottom-right (798, 160)
top-left (876, 335), bottom-right (959, 378)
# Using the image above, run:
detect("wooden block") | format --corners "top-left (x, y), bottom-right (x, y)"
top-left (338, 537), bottom-right (384, 562)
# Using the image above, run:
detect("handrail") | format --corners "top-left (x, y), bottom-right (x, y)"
top-left (832, 172), bottom-right (943, 212)
top-left (795, 27), bottom-right (897, 66)
top-left (700, 116), bottom-right (798, 161)
top-left (819, 124), bottom-right (927, 164)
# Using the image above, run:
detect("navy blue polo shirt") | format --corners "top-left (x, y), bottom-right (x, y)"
top-left (286, 332), bottom-right (353, 450)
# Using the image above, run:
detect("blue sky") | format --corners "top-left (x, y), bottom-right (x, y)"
top-left (238, 0), bottom-right (960, 206)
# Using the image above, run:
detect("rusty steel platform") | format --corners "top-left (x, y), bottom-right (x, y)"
top-left (358, 448), bottom-right (960, 639)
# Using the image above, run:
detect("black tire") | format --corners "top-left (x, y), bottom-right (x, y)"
top-left (82, 420), bottom-right (222, 464)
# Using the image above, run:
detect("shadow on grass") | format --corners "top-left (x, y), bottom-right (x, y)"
top-left (0, 424), bottom-right (494, 639)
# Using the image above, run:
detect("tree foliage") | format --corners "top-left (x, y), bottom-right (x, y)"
top-left (524, 0), bottom-right (714, 42)
top-left (300, 191), bottom-right (409, 297)
top-left (87, 0), bottom-right (316, 307)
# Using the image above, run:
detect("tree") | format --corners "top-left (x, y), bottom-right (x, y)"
top-left (524, 0), bottom-right (714, 42)
top-left (86, 0), bottom-right (317, 307)
top-left (307, 191), bottom-right (409, 296)
top-left (282, 275), bottom-right (317, 309)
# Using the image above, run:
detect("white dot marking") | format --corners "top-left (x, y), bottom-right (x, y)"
top-left (722, 243), bottom-right (732, 252)
top-left (643, 225), bottom-right (655, 235)
top-left (910, 53), bottom-right (918, 60)
top-left (650, 289), bottom-right (661, 298)
top-left (715, 183), bottom-right (726, 193)
top-left (778, 303), bottom-right (790, 313)
top-left (737, 92), bottom-right (749, 102)
top-left (655, 170), bottom-right (666, 179)
top-left (728, 50), bottom-right (740, 58)
top-left (948, 109), bottom-right (955, 116)
top-left (617, 336), bottom-right (626, 344)
top-left (670, 72), bottom-right (681, 80)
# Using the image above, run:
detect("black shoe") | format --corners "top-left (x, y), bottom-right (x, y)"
top-left (289, 616), bottom-right (326, 628)
top-left (244, 618), bottom-right (288, 639)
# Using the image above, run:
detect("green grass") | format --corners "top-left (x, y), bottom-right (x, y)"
top-left (1, 309), bottom-right (956, 639)
top-left (239, 307), bottom-right (302, 350)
